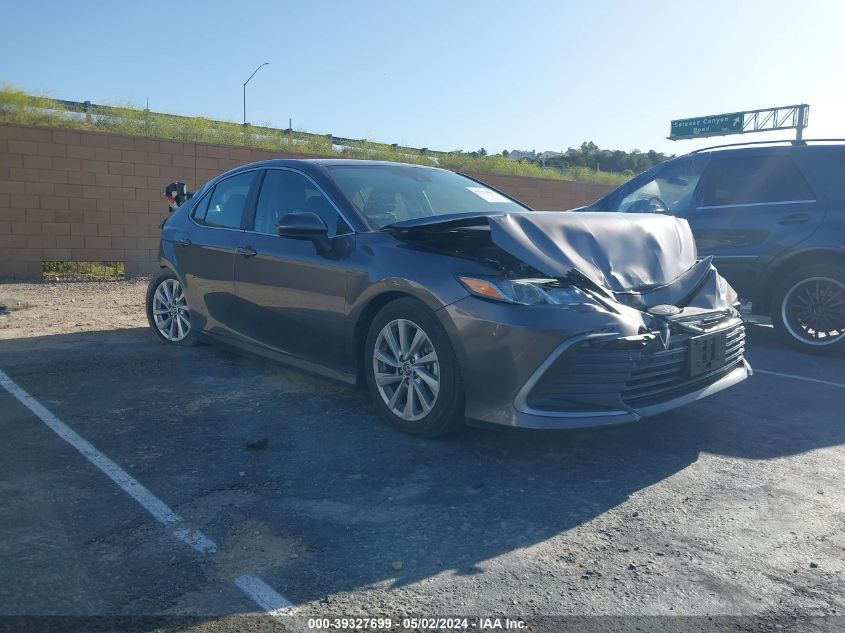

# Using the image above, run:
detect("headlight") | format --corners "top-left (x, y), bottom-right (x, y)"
top-left (456, 276), bottom-right (586, 306)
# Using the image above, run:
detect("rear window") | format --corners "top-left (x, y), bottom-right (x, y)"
top-left (699, 155), bottom-right (815, 207)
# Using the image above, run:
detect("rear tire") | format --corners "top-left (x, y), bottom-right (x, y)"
top-left (146, 270), bottom-right (199, 346)
top-left (364, 298), bottom-right (465, 437)
top-left (771, 264), bottom-right (845, 355)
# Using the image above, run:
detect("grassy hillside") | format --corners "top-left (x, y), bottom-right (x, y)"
top-left (0, 87), bottom-right (627, 186)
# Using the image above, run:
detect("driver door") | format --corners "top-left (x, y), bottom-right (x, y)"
top-left (684, 153), bottom-right (823, 297)
top-left (232, 168), bottom-right (353, 372)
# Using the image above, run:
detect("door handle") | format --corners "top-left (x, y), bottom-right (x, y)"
top-left (778, 213), bottom-right (809, 225)
top-left (175, 237), bottom-right (192, 247)
top-left (236, 245), bottom-right (258, 258)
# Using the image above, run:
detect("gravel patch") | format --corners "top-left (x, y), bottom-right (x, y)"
top-left (0, 279), bottom-right (149, 340)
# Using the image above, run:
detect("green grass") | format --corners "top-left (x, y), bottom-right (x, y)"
top-left (42, 261), bottom-right (125, 281)
top-left (0, 86), bottom-right (627, 185)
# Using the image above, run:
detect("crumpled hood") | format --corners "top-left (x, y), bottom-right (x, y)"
top-left (384, 210), bottom-right (736, 310)
top-left (486, 211), bottom-right (698, 292)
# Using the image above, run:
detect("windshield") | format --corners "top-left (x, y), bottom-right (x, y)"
top-left (325, 164), bottom-right (530, 228)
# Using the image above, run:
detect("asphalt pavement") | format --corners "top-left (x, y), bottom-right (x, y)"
top-left (0, 322), bottom-right (843, 631)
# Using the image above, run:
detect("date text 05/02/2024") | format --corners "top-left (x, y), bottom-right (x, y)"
top-left (306, 617), bottom-right (527, 630)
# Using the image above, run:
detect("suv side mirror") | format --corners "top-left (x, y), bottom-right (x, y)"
top-left (277, 212), bottom-right (331, 252)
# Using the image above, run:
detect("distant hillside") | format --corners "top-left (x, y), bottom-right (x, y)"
top-left (503, 142), bottom-right (673, 176)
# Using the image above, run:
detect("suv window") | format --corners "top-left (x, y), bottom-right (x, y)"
top-left (617, 156), bottom-right (707, 214)
top-left (699, 155), bottom-right (815, 207)
top-left (253, 169), bottom-right (350, 237)
top-left (193, 171), bottom-right (255, 229)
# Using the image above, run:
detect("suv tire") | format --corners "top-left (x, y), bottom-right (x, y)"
top-left (771, 264), bottom-right (845, 355)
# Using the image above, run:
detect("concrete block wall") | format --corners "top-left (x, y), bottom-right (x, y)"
top-left (468, 172), bottom-right (611, 212)
top-left (0, 123), bottom-right (612, 279)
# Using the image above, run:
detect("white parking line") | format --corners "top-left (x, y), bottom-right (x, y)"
top-left (235, 574), bottom-right (298, 616)
top-left (0, 369), bottom-right (185, 527)
top-left (754, 369), bottom-right (845, 390)
top-left (0, 368), bottom-right (295, 617)
top-left (173, 528), bottom-right (218, 554)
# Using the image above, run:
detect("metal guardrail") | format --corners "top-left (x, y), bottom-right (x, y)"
top-left (46, 98), bottom-right (450, 158)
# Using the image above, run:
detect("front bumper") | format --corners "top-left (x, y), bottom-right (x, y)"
top-left (512, 355), bottom-right (751, 429)
top-left (439, 297), bottom-right (751, 429)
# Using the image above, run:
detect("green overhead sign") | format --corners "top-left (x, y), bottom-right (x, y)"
top-left (670, 112), bottom-right (745, 139)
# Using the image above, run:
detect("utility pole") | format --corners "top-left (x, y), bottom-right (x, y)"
top-left (243, 62), bottom-right (269, 126)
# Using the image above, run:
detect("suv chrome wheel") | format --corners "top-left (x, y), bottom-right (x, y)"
top-left (152, 278), bottom-right (191, 342)
top-left (781, 276), bottom-right (845, 346)
top-left (372, 318), bottom-right (440, 422)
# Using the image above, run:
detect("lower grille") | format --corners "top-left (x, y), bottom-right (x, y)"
top-left (526, 322), bottom-right (745, 413)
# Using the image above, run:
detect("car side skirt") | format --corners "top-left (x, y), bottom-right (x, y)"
top-left (203, 330), bottom-right (358, 385)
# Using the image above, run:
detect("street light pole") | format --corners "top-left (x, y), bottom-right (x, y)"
top-left (243, 62), bottom-right (269, 126)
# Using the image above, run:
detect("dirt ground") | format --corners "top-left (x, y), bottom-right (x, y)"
top-left (0, 279), bottom-right (149, 340)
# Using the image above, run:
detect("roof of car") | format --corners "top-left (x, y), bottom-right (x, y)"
top-left (690, 139), bottom-right (845, 155)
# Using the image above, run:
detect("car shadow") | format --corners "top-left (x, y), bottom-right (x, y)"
top-left (744, 322), bottom-right (790, 350)
top-left (1, 326), bottom-right (843, 610)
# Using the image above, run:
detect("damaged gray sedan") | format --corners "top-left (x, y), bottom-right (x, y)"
top-left (151, 160), bottom-right (751, 436)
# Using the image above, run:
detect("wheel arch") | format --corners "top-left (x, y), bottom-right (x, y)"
top-left (755, 248), bottom-right (845, 315)
top-left (352, 290), bottom-right (426, 388)
top-left (349, 285), bottom-right (468, 389)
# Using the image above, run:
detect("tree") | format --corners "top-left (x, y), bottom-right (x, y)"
top-left (521, 141), bottom-right (673, 176)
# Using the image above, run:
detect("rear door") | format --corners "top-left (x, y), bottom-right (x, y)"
top-left (686, 152), bottom-right (824, 297)
top-left (172, 170), bottom-right (257, 337)
top-left (232, 168), bottom-right (352, 371)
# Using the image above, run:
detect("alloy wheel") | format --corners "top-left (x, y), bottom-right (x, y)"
top-left (152, 278), bottom-right (191, 342)
top-left (781, 276), bottom-right (845, 346)
top-left (372, 318), bottom-right (440, 422)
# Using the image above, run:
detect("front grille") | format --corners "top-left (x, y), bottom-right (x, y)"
top-left (526, 321), bottom-right (745, 413)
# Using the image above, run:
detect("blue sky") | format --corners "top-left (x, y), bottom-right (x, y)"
top-left (2, 0), bottom-right (843, 155)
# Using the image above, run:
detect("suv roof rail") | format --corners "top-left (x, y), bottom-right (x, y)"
top-left (690, 138), bottom-right (845, 153)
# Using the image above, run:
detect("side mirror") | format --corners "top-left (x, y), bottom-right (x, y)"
top-left (277, 212), bottom-right (331, 252)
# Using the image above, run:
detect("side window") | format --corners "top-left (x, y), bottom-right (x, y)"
top-left (196, 171), bottom-right (255, 229)
top-left (699, 155), bottom-right (815, 207)
top-left (618, 156), bottom-right (707, 214)
top-left (191, 191), bottom-right (211, 223)
top-left (253, 169), bottom-right (350, 237)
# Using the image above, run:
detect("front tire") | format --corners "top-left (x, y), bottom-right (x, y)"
top-left (364, 298), bottom-right (465, 437)
top-left (771, 264), bottom-right (845, 354)
top-left (146, 270), bottom-right (198, 346)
